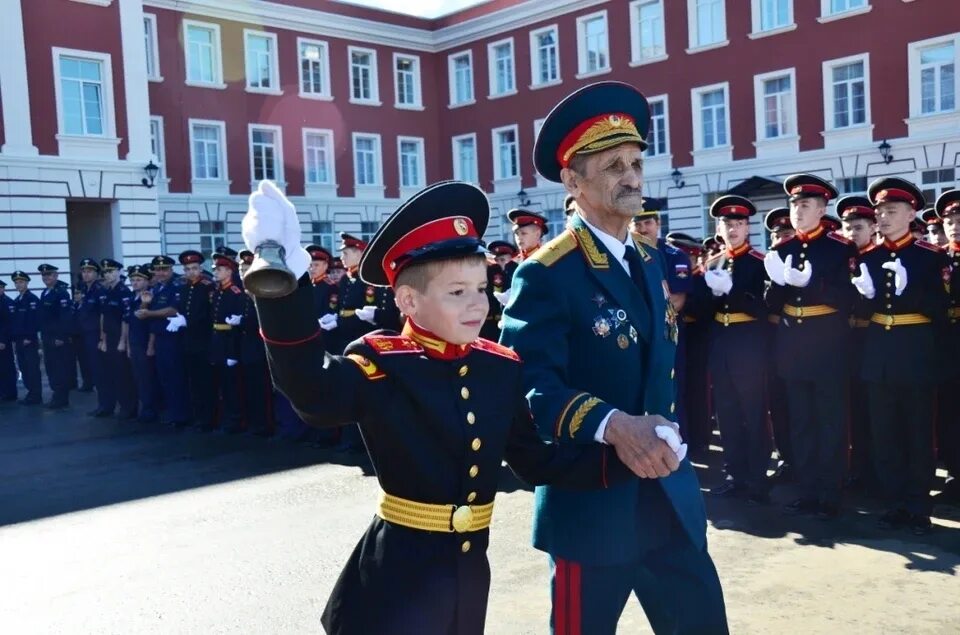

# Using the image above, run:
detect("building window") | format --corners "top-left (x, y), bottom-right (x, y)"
top-left (492, 125), bottom-right (520, 180)
top-left (189, 119), bottom-right (226, 180)
top-left (311, 221), bottom-right (335, 252)
top-left (448, 51), bottom-right (474, 105)
top-left (921, 167), bottom-right (956, 204)
top-left (646, 97), bottom-right (669, 156)
top-left (199, 221), bottom-right (226, 260)
top-left (488, 38), bottom-right (516, 97)
top-left (304, 129), bottom-right (334, 185)
top-left (702, 192), bottom-right (722, 237)
top-left (143, 13), bottom-right (161, 80)
top-left (920, 42), bottom-right (956, 115)
top-left (360, 221), bottom-right (379, 244)
top-left (753, 0), bottom-right (792, 32)
top-left (756, 71), bottom-right (795, 139)
top-left (249, 125), bottom-right (282, 183)
top-left (352, 133), bottom-right (382, 186)
top-left (824, 0), bottom-right (867, 16)
top-left (149, 116), bottom-right (165, 178)
top-left (534, 118), bottom-right (546, 141)
top-left (394, 53), bottom-right (422, 108)
top-left (694, 84), bottom-right (729, 149)
top-left (576, 11), bottom-right (610, 76)
top-left (349, 47), bottom-right (379, 104)
top-left (530, 26), bottom-right (560, 86)
top-left (57, 55), bottom-right (107, 136)
top-left (825, 56), bottom-right (868, 129)
top-left (452, 134), bottom-right (478, 183)
top-left (298, 38), bottom-right (331, 99)
top-left (688, 0), bottom-right (727, 49)
top-left (398, 137), bottom-right (425, 189)
top-left (837, 176), bottom-right (868, 195)
top-left (244, 30), bottom-right (279, 92)
top-left (184, 20), bottom-right (223, 86)
top-left (546, 208), bottom-right (566, 236)
top-left (630, 0), bottom-right (666, 63)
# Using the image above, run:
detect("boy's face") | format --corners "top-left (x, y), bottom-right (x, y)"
top-left (494, 253), bottom-right (512, 267)
top-left (513, 225), bottom-right (543, 252)
top-left (875, 202), bottom-right (914, 239)
top-left (841, 218), bottom-right (876, 250)
top-left (15, 280), bottom-right (27, 293)
top-left (396, 259), bottom-right (489, 346)
top-left (309, 260), bottom-right (329, 278)
top-left (103, 269), bottom-right (119, 285)
top-left (183, 262), bottom-right (201, 280)
top-left (213, 265), bottom-right (232, 283)
top-left (789, 197), bottom-right (826, 233)
top-left (131, 277), bottom-right (148, 291)
top-left (341, 247), bottom-right (362, 269)
top-left (717, 217), bottom-right (747, 248)
top-left (81, 269), bottom-right (98, 283)
top-left (944, 214), bottom-right (960, 242)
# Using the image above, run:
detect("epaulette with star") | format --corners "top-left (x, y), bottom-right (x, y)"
top-left (916, 239), bottom-right (946, 253)
top-left (471, 338), bottom-right (521, 362)
top-left (827, 231), bottom-right (854, 246)
top-left (362, 334), bottom-right (424, 355)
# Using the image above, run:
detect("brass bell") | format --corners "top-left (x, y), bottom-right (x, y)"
top-left (242, 240), bottom-right (298, 298)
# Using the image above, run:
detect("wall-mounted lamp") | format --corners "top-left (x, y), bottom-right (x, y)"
top-left (671, 168), bottom-right (686, 189)
top-left (517, 189), bottom-right (532, 207)
top-left (878, 140), bottom-right (893, 165)
top-left (141, 161), bottom-right (160, 188)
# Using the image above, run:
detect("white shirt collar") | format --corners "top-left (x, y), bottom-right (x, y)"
top-left (578, 213), bottom-right (633, 272)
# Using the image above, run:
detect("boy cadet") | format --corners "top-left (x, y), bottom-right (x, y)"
top-left (177, 250), bottom-right (214, 427)
top-left (37, 263), bottom-right (73, 409)
top-left (694, 196), bottom-right (772, 504)
top-left (481, 240), bottom-right (516, 341)
top-left (934, 189), bottom-right (960, 502)
top-left (75, 258), bottom-right (103, 393)
top-left (765, 174), bottom-right (858, 519)
top-left (838, 196), bottom-right (878, 489)
top-left (240, 179), bottom-right (654, 635)
top-left (125, 265), bottom-right (160, 424)
top-left (11, 272), bottom-right (42, 405)
top-left (207, 254), bottom-right (245, 433)
top-left (507, 208), bottom-right (549, 264)
top-left (306, 244), bottom-right (337, 320)
top-left (0, 280), bottom-right (17, 402)
top-left (238, 249), bottom-right (274, 437)
top-left (851, 177), bottom-right (949, 534)
top-left (97, 259), bottom-right (137, 420)
top-left (922, 207), bottom-right (948, 247)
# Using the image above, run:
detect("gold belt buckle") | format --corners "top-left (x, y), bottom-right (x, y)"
top-left (796, 306), bottom-right (804, 317)
top-left (722, 313), bottom-right (730, 326)
top-left (884, 314), bottom-right (894, 327)
top-left (451, 505), bottom-right (474, 533)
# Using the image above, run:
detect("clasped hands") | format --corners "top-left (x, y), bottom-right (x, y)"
top-left (764, 252), bottom-right (812, 287)
top-left (603, 412), bottom-right (688, 479)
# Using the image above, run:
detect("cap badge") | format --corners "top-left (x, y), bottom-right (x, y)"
top-left (454, 217), bottom-right (469, 236)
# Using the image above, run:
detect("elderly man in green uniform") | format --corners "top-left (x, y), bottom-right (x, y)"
top-left (500, 81), bottom-right (726, 635)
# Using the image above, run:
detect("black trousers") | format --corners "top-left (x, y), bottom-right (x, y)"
top-left (0, 340), bottom-right (17, 399)
top-left (713, 369), bottom-right (771, 495)
top-left (936, 380), bottom-right (960, 479)
top-left (848, 377), bottom-right (873, 483)
top-left (868, 382), bottom-right (935, 516)
top-left (184, 350), bottom-right (214, 425)
top-left (786, 380), bottom-right (847, 505)
top-left (241, 361), bottom-right (272, 433)
top-left (211, 363), bottom-right (241, 430)
top-left (14, 339), bottom-right (42, 401)
top-left (41, 335), bottom-right (70, 405)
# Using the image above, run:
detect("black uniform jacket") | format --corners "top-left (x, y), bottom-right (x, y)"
top-left (209, 281), bottom-right (244, 364)
top-left (330, 269), bottom-right (401, 353)
top-left (178, 277), bottom-right (213, 353)
top-left (255, 278), bottom-right (631, 635)
top-left (946, 242), bottom-right (960, 381)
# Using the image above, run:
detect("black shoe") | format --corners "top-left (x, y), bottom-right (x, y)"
top-left (115, 411), bottom-right (138, 421)
top-left (1, 396), bottom-right (19, 403)
top-left (783, 498), bottom-right (819, 516)
top-left (19, 398), bottom-right (41, 406)
top-left (877, 508), bottom-right (911, 530)
top-left (712, 481), bottom-right (746, 498)
top-left (746, 491), bottom-right (771, 506)
top-left (45, 401), bottom-right (69, 410)
top-left (816, 503), bottom-right (840, 520)
top-left (909, 515), bottom-right (932, 536)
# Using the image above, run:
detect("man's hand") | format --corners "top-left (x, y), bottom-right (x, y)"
top-left (704, 269), bottom-right (733, 296)
top-left (117, 340), bottom-right (126, 354)
top-left (146, 343), bottom-right (155, 357)
top-left (166, 313), bottom-right (186, 332)
top-left (783, 255), bottom-right (812, 287)
top-left (881, 259), bottom-right (908, 296)
top-left (493, 290), bottom-right (512, 306)
top-left (603, 412), bottom-right (681, 478)
top-left (851, 263), bottom-right (876, 299)
top-left (225, 314), bottom-right (243, 326)
top-left (319, 314), bottom-right (338, 331)
top-left (226, 359), bottom-right (238, 367)
top-left (98, 340), bottom-right (107, 353)
top-left (54, 339), bottom-right (64, 347)
top-left (764, 251), bottom-right (786, 286)
top-left (242, 180), bottom-right (311, 280)
top-left (356, 306), bottom-right (377, 324)
top-left (134, 309), bottom-right (149, 320)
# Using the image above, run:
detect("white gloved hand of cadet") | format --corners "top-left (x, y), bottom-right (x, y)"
top-left (851, 263), bottom-right (876, 299)
top-left (356, 306), bottom-right (377, 324)
top-left (225, 314), bottom-right (243, 326)
top-left (782, 255), bottom-right (812, 287)
top-left (881, 259), bottom-right (908, 296)
top-left (764, 251), bottom-right (787, 286)
top-left (241, 180), bottom-right (311, 281)
top-left (319, 314), bottom-right (338, 331)
top-left (704, 269), bottom-right (733, 296)
top-left (655, 425), bottom-right (688, 463)
top-left (226, 359), bottom-right (238, 367)
top-left (165, 313), bottom-right (186, 332)
top-left (493, 290), bottom-right (512, 306)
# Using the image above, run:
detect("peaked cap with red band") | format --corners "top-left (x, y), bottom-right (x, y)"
top-left (306, 244), bottom-right (332, 262)
top-left (487, 240), bottom-right (518, 257)
top-left (784, 174), bottom-right (838, 202)
top-left (339, 233), bottom-right (368, 252)
top-left (764, 207), bottom-right (792, 231)
top-left (822, 214), bottom-right (842, 232)
top-left (534, 81), bottom-right (650, 183)
top-left (836, 196), bottom-right (875, 222)
top-left (920, 207), bottom-right (942, 226)
top-left (709, 194), bottom-right (757, 219)
top-left (178, 249), bottom-right (204, 265)
top-left (358, 181), bottom-right (490, 287)
top-left (213, 255), bottom-right (238, 271)
top-left (665, 232), bottom-right (703, 255)
top-left (868, 176), bottom-right (925, 211)
top-left (935, 189), bottom-right (960, 219)
top-left (238, 249), bottom-right (254, 265)
top-left (507, 208), bottom-right (549, 234)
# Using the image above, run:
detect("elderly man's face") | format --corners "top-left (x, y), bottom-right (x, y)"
top-left (560, 144), bottom-right (644, 222)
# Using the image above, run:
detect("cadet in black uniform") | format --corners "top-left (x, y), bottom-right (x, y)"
top-left (692, 196), bottom-right (771, 503)
top-left (306, 244), bottom-right (337, 320)
top-left (852, 178), bottom-right (948, 534)
top-left (238, 250), bottom-right (274, 437)
top-left (208, 254), bottom-right (245, 433)
top-left (765, 174), bottom-right (857, 519)
top-left (241, 179), bottom-right (640, 635)
top-left (922, 207), bottom-right (948, 247)
top-left (935, 189), bottom-right (960, 503)
top-left (481, 240), bottom-right (515, 341)
top-left (764, 208), bottom-right (794, 480)
top-left (507, 208), bottom-right (548, 264)
top-left (74, 258), bottom-right (103, 393)
top-left (125, 264), bottom-right (159, 424)
top-left (97, 259), bottom-right (138, 419)
top-left (177, 250), bottom-right (215, 427)
top-left (36, 264), bottom-right (73, 409)
top-left (0, 280), bottom-right (16, 402)
top-left (11, 272), bottom-right (42, 405)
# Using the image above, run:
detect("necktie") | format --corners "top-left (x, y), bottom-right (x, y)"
top-left (623, 245), bottom-right (647, 290)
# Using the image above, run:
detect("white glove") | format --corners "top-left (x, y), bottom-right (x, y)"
top-left (319, 314), bottom-right (338, 331)
top-left (225, 314), bottom-right (243, 326)
top-left (226, 359), bottom-right (238, 367)
top-left (783, 255), bottom-right (812, 287)
top-left (242, 180), bottom-right (311, 281)
top-left (493, 290), bottom-right (512, 306)
top-left (881, 259), bottom-right (908, 296)
top-left (655, 425), bottom-right (688, 463)
top-left (165, 313), bottom-right (186, 332)
top-left (704, 269), bottom-right (733, 296)
top-left (851, 263), bottom-right (876, 299)
top-left (356, 306), bottom-right (377, 324)
top-left (764, 251), bottom-right (786, 286)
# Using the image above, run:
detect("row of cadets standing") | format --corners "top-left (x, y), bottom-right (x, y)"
top-left (37, 264), bottom-right (73, 409)
top-left (936, 189), bottom-right (960, 502)
top-left (73, 258), bottom-right (104, 393)
top-left (95, 259), bottom-right (137, 419)
top-left (126, 264), bottom-right (160, 423)
top-left (0, 279), bottom-right (18, 401)
top-left (176, 249), bottom-right (215, 427)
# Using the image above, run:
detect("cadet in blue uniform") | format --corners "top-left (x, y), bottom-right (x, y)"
top-left (11, 272), bottom-right (42, 405)
top-left (763, 208), bottom-right (794, 481)
top-left (238, 250), bottom-right (274, 437)
top-left (503, 81), bottom-right (727, 635)
top-left (177, 250), bottom-right (215, 427)
top-left (306, 244), bottom-right (337, 319)
top-left (125, 265), bottom-right (159, 424)
top-left (208, 254), bottom-right (245, 433)
top-left (481, 240), bottom-right (516, 341)
top-left (765, 174), bottom-right (857, 519)
top-left (36, 264), bottom-right (73, 409)
top-left (693, 196), bottom-right (772, 503)
top-left (935, 189), bottom-right (960, 503)
top-left (241, 179), bottom-right (641, 635)
top-left (852, 178), bottom-right (948, 534)
top-left (74, 258), bottom-right (103, 393)
top-left (94, 259), bottom-right (137, 419)
top-left (0, 280), bottom-right (17, 402)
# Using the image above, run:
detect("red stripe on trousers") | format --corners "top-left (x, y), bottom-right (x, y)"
top-left (568, 561), bottom-right (581, 635)
top-left (554, 559), bottom-right (567, 635)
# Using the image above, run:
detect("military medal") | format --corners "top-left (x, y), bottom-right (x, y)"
top-left (591, 293), bottom-right (607, 307)
top-left (617, 334), bottom-right (629, 349)
top-left (665, 303), bottom-right (679, 344)
top-left (629, 325), bottom-right (638, 343)
top-left (592, 316), bottom-right (611, 338)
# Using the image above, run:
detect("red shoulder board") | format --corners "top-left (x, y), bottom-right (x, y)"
top-left (362, 334), bottom-right (424, 355)
top-left (200, 278), bottom-right (213, 285)
top-left (774, 236), bottom-right (796, 249)
top-left (471, 338), bottom-right (521, 362)
top-left (749, 249), bottom-right (765, 260)
top-left (229, 286), bottom-right (242, 294)
top-left (704, 253), bottom-right (724, 268)
top-left (827, 231), bottom-right (853, 245)
top-left (916, 239), bottom-right (945, 253)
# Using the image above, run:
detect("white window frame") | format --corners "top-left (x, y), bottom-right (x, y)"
top-left (183, 19), bottom-right (225, 89)
top-left (646, 94), bottom-right (671, 158)
top-left (529, 25), bottom-right (561, 88)
top-left (749, 0), bottom-right (796, 39)
top-left (487, 37), bottom-right (517, 99)
top-left (248, 124), bottom-right (284, 188)
top-left (447, 50), bottom-right (475, 107)
top-left (818, 0), bottom-right (872, 23)
top-left (188, 118), bottom-right (229, 193)
top-left (351, 132), bottom-right (384, 191)
top-left (753, 68), bottom-right (798, 141)
top-left (297, 37), bottom-right (332, 101)
top-left (143, 13), bottom-right (163, 82)
top-left (52, 47), bottom-right (121, 159)
top-left (533, 117), bottom-right (546, 141)
top-left (907, 33), bottom-right (959, 120)
top-left (576, 10), bottom-right (611, 79)
top-left (491, 124), bottom-right (520, 182)
top-left (243, 29), bottom-right (281, 95)
top-left (822, 53), bottom-right (871, 131)
top-left (451, 133), bottom-right (479, 183)
top-left (397, 136), bottom-right (426, 192)
top-left (393, 53), bottom-right (423, 110)
top-left (686, 0), bottom-right (728, 54)
top-left (149, 115), bottom-right (166, 180)
top-left (348, 46), bottom-right (381, 106)
top-left (690, 82), bottom-right (732, 166)
top-left (303, 128), bottom-right (337, 197)
top-left (629, 0), bottom-right (668, 66)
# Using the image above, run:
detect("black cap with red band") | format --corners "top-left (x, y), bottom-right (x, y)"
top-left (507, 208), bottom-right (549, 234)
top-left (868, 177), bottom-right (925, 212)
top-left (836, 196), bottom-right (875, 222)
top-left (935, 189), bottom-right (960, 219)
top-left (764, 207), bottom-right (792, 231)
top-left (784, 174), bottom-right (839, 203)
top-left (709, 195), bottom-right (756, 219)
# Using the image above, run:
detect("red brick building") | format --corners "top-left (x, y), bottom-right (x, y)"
top-left (2, 0), bottom-right (958, 283)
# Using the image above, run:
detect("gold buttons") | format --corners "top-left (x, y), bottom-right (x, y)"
top-left (466, 412), bottom-right (476, 425)
top-left (467, 491), bottom-right (477, 503)
top-left (802, 243), bottom-right (808, 248)
top-left (471, 438), bottom-right (482, 451)
top-left (799, 252), bottom-right (806, 258)
top-left (461, 541), bottom-right (471, 553)
top-left (670, 402), bottom-right (676, 413)
top-left (461, 387), bottom-right (470, 400)
top-left (670, 368), bottom-right (675, 379)
top-left (889, 252), bottom-right (897, 259)
top-left (886, 304), bottom-right (892, 309)
top-left (469, 465), bottom-right (479, 478)
top-left (458, 365), bottom-right (469, 377)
